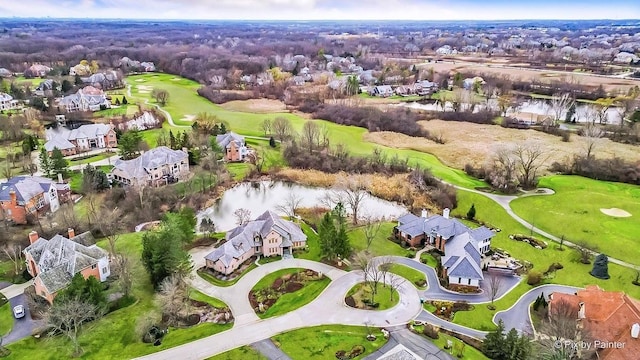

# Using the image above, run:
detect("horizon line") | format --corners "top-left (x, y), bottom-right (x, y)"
top-left (1, 17), bottom-right (639, 22)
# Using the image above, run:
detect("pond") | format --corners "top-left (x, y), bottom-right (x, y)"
top-left (197, 181), bottom-right (407, 232)
top-left (395, 99), bottom-right (622, 124)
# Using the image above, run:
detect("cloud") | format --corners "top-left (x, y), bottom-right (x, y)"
top-left (0, 0), bottom-right (638, 20)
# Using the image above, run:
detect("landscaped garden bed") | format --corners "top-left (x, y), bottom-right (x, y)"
top-left (249, 268), bottom-right (329, 318)
top-left (426, 300), bottom-right (474, 321)
top-left (345, 283), bottom-right (399, 310)
top-left (509, 234), bottom-right (548, 249)
top-left (197, 261), bottom-right (258, 287)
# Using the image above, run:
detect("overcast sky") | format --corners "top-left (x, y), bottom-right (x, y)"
top-left (1, 0), bottom-right (638, 20)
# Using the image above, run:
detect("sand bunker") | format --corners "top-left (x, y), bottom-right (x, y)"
top-left (171, 78), bottom-right (181, 81)
top-left (600, 208), bottom-right (632, 217)
top-left (137, 85), bottom-right (153, 91)
top-left (181, 114), bottom-right (195, 122)
top-left (135, 79), bottom-right (145, 82)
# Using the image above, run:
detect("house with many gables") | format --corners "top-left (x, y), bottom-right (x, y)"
top-left (0, 176), bottom-right (70, 224)
top-left (394, 209), bottom-right (495, 289)
top-left (215, 132), bottom-right (248, 162)
top-left (205, 211), bottom-right (307, 275)
top-left (23, 229), bottom-right (110, 303)
top-left (44, 123), bottom-right (117, 156)
top-left (110, 146), bottom-right (189, 188)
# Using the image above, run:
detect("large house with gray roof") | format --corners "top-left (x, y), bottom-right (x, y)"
top-left (45, 123), bottom-right (117, 156)
top-left (57, 86), bottom-right (111, 112)
top-left (0, 176), bottom-right (70, 224)
top-left (110, 146), bottom-right (189, 188)
top-left (394, 209), bottom-right (495, 289)
top-left (205, 211), bottom-right (307, 275)
top-left (215, 132), bottom-right (248, 162)
top-left (23, 229), bottom-right (110, 303)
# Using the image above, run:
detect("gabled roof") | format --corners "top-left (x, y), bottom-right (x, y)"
top-left (442, 232), bottom-right (483, 281)
top-left (23, 232), bottom-right (107, 293)
top-left (44, 137), bottom-right (76, 151)
top-left (111, 146), bottom-right (187, 182)
top-left (0, 176), bottom-right (59, 202)
top-left (216, 132), bottom-right (245, 149)
top-left (205, 210), bottom-right (307, 267)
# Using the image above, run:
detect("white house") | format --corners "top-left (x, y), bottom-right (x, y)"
top-left (0, 92), bottom-right (18, 111)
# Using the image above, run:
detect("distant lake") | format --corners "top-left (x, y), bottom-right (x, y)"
top-left (197, 181), bottom-right (407, 232)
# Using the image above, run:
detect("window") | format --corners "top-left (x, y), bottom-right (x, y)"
top-left (468, 278), bottom-right (471, 285)
top-left (458, 277), bottom-right (461, 284)
top-left (91, 264), bottom-right (97, 269)
top-left (102, 267), bottom-right (108, 274)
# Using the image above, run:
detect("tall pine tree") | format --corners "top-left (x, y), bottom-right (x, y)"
top-left (318, 212), bottom-right (337, 260)
top-left (50, 148), bottom-right (69, 178)
top-left (39, 147), bottom-right (52, 178)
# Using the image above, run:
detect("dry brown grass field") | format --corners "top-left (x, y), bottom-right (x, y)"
top-left (363, 120), bottom-right (639, 171)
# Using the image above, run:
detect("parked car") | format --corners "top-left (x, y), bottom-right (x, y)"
top-left (13, 305), bottom-right (25, 319)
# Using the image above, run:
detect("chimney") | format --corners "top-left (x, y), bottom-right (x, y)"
top-left (632, 323), bottom-right (640, 339)
top-left (578, 302), bottom-right (586, 319)
top-left (9, 190), bottom-right (17, 205)
top-left (68, 228), bottom-right (75, 239)
top-left (421, 209), bottom-right (428, 218)
top-left (57, 173), bottom-right (64, 184)
top-left (443, 208), bottom-right (450, 219)
top-left (28, 231), bottom-right (39, 244)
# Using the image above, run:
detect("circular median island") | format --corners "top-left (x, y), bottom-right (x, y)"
top-left (249, 268), bottom-right (330, 319)
top-left (345, 283), bottom-right (399, 310)
top-left (600, 208), bottom-right (632, 217)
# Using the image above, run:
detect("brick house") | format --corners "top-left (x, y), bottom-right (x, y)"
top-left (110, 146), bottom-right (190, 188)
top-left (23, 229), bottom-right (110, 303)
top-left (0, 176), bottom-right (70, 224)
top-left (394, 209), bottom-right (495, 289)
top-left (45, 123), bottom-right (117, 155)
top-left (215, 132), bottom-right (248, 162)
top-left (548, 285), bottom-right (640, 360)
top-left (205, 211), bottom-right (307, 275)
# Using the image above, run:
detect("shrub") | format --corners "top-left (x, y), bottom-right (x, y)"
top-left (423, 324), bottom-right (440, 339)
top-left (527, 271), bottom-right (543, 286)
top-left (345, 296), bottom-right (356, 308)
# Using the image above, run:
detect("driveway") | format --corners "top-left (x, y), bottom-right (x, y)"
top-left (364, 326), bottom-right (455, 360)
top-left (251, 339), bottom-right (291, 360)
top-left (493, 284), bottom-right (581, 335)
top-left (0, 282), bottom-right (33, 300)
top-left (2, 293), bottom-right (41, 345)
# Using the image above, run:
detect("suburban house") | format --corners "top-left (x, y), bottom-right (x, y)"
top-left (216, 132), bottom-right (248, 162)
top-left (110, 146), bottom-right (190, 188)
top-left (25, 64), bottom-right (51, 78)
top-left (0, 68), bottom-right (12, 78)
top-left (34, 79), bottom-right (56, 97)
top-left (395, 84), bottom-right (417, 96)
top-left (0, 92), bottom-right (19, 111)
top-left (45, 123), bottom-right (117, 155)
top-left (23, 229), bottom-right (110, 303)
top-left (548, 285), bottom-right (640, 360)
top-left (462, 76), bottom-right (485, 90)
top-left (81, 71), bottom-right (123, 90)
top-left (69, 63), bottom-right (91, 76)
top-left (0, 176), bottom-right (70, 224)
top-left (394, 209), bottom-right (495, 289)
top-left (369, 85), bottom-right (394, 97)
top-left (415, 80), bottom-right (439, 96)
top-left (204, 211), bottom-right (307, 275)
top-left (57, 86), bottom-right (111, 112)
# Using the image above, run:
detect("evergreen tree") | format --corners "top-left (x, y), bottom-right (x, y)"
top-left (180, 131), bottom-right (190, 149)
top-left (219, 122), bottom-right (227, 134)
top-left (212, 124), bottom-right (220, 136)
top-left (122, 96), bottom-right (128, 105)
top-left (118, 129), bottom-right (143, 160)
top-left (269, 136), bottom-right (276, 148)
top-left (565, 103), bottom-right (576, 123)
top-left (114, 97), bottom-right (121, 106)
top-left (39, 147), bottom-right (52, 178)
top-left (74, 74), bottom-right (82, 85)
top-left (169, 130), bottom-right (176, 149)
top-left (318, 212), bottom-right (337, 260)
top-left (59, 273), bottom-right (107, 310)
top-left (141, 219), bottom-right (193, 289)
top-left (50, 148), bottom-right (69, 178)
top-left (483, 319), bottom-right (506, 359)
top-left (467, 203), bottom-right (476, 220)
top-left (332, 202), bottom-right (351, 259)
top-left (82, 165), bottom-right (110, 193)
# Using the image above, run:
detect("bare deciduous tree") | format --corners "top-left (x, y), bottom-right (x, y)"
top-left (550, 93), bottom-right (575, 126)
top-left (513, 142), bottom-right (548, 189)
top-left (261, 118), bottom-right (272, 136)
top-left (157, 275), bottom-right (188, 327)
top-left (276, 193), bottom-right (302, 220)
top-left (388, 273), bottom-right (406, 302)
top-left (300, 120), bottom-right (329, 154)
top-left (2, 243), bottom-right (24, 275)
top-left (330, 175), bottom-right (369, 225)
top-left (272, 116), bottom-right (293, 142)
top-left (151, 88), bottom-right (170, 106)
top-left (45, 298), bottom-right (104, 356)
top-left (354, 251), bottom-right (383, 301)
top-left (233, 208), bottom-right (251, 225)
top-left (362, 216), bottom-right (383, 251)
top-left (579, 124), bottom-right (604, 160)
top-left (535, 298), bottom-right (595, 360)
top-left (488, 275), bottom-right (504, 306)
top-left (488, 146), bottom-right (519, 193)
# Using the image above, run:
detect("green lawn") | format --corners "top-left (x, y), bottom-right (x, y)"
top-left (125, 73), bottom-right (485, 188)
top-left (197, 263), bottom-right (258, 287)
top-left (449, 189), bottom-right (640, 331)
top-left (250, 268), bottom-right (331, 319)
top-left (68, 152), bottom-right (113, 166)
top-left (510, 175), bottom-right (640, 265)
top-left (420, 252), bottom-right (438, 268)
top-left (350, 222), bottom-right (410, 258)
top-left (431, 333), bottom-right (489, 360)
top-left (6, 232), bottom-right (231, 359)
top-left (93, 104), bottom-right (137, 118)
top-left (188, 289), bottom-right (228, 308)
top-left (296, 222), bottom-right (322, 262)
top-left (206, 346), bottom-right (266, 360)
top-left (388, 264), bottom-right (427, 290)
top-left (346, 283), bottom-right (400, 310)
top-left (0, 300), bottom-right (13, 336)
top-left (272, 325), bottom-right (388, 360)
top-left (244, 138), bottom-right (286, 171)
top-left (225, 163), bottom-right (251, 181)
